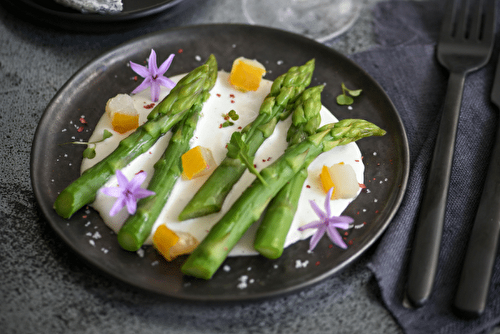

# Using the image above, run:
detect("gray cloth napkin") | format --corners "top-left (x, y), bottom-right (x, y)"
top-left (350, 1), bottom-right (500, 333)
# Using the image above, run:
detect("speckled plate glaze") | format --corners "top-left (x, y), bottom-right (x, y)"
top-left (31, 24), bottom-right (409, 302)
top-left (2, 0), bottom-right (195, 33)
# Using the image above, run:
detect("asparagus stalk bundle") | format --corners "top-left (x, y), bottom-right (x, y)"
top-left (178, 59), bottom-right (315, 221)
top-left (181, 119), bottom-right (386, 279)
top-left (254, 85), bottom-right (323, 259)
top-left (54, 55), bottom-right (217, 219)
top-left (117, 57), bottom-right (218, 252)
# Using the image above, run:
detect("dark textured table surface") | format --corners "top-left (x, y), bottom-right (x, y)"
top-left (1, 0), bottom-right (499, 333)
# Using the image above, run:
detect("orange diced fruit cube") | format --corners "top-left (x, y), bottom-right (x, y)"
top-left (229, 57), bottom-right (266, 92)
top-left (106, 94), bottom-right (139, 134)
top-left (111, 113), bottom-right (139, 134)
top-left (152, 225), bottom-right (180, 261)
top-left (152, 225), bottom-right (199, 262)
top-left (181, 146), bottom-right (216, 180)
top-left (320, 165), bottom-right (335, 197)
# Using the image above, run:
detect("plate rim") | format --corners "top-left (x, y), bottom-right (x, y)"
top-left (30, 23), bottom-right (410, 302)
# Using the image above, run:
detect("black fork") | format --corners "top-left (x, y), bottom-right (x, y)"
top-left (406, 0), bottom-right (496, 308)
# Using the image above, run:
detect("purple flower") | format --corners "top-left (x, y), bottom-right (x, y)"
top-left (130, 49), bottom-right (176, 102)
top-left (101, 170), bottom-right (155, 216)
top-left (298, 188), bottom-right (353, 250)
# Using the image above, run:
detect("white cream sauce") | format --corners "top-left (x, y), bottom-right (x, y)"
top-left (82, 71), bottom-right (364, 256)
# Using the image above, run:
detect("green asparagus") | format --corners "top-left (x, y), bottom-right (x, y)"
top-left (54, 55), bottom-right (217, 219)
top-left (178, 59), bottom-right (315, 221)
top-left (181, 119), bottom-right (386, 279)
top-left (254, 85), bottom-right (323, 259)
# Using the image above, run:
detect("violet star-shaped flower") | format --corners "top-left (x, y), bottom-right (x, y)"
top-left (130, 49), bottom-right (176, 102)
top-left (298, 188), bottom-right (354, 250)
top-left (100, 170), bottom-right (155, 216)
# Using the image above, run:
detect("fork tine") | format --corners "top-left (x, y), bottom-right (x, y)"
top-left (439, 0), bottom-right (457, 40)
top-left (455, 0), bottom-right (470, 39)
top-left (481, 0), bottom-right (496, 43)
top-left (468, 0), bottom-right (483, 40)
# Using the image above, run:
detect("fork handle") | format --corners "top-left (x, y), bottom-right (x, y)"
top-left (406, 71), bottom-right (466, 307)
top-left (454, 122), bottom-right (500, 318)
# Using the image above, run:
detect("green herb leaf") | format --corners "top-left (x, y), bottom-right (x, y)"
top-left (336, 82), bottom-right (362, 106)
top-left (336, 94), bottom-right (354, 106)
top-left (102, 129), bottom-right (113, 140)
top-left (83, 147), bottom-right (96, 159)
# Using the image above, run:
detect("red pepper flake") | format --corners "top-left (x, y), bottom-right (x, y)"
top-left (133, 76), bottom-right (138, 81)
top-left (262, 159), bottom-right (266, 163)
top-left (219, 124), bottom-right (223, 128)
top-left (328, 244), bottom-right (333, 249)
top-left (306, 185), bottom-right (311, 188)
top-left (143, 103), bottom-right (155, 109)
top-left (315, 261), bottom-right (321, 266)
top-left (355, 159), bottom-right (359, 162)
top-left (178, 49), bottom-right (184, 53)
top-left (82, 215), bottom-right (87, 219)
top-left (229, 94), bottom-right (235, 98)
top-left (359, 183), bottom-right (366, 189)
top-left (348, 240), bottom-right (354, 246)
top-left (231, 100), bottom-right (235, 104)
top-left (238, 126), bottom-right (242, 130)
top-left (377, 163), bottom-right (381, 166)
top-left (253, 164), bottom-right (257, 168)
top-left (344, 231), bottom-right (349, 236)
top-left (79, 117), bottom-right (87, 124)
top-left (373, 177), bottom-right (376, 180)
top-left (77, 126), bottom-right (84, 132)
top-left (375, 210), bottom-right (379, 214)
top-left (267, 157), bottom-right (272, 161)
top-left (135, 170), bottom-right (145, 175)
top-left (216, 93), bottom-right (221, 97)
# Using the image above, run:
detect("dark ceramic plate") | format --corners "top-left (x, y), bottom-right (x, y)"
top-left (31, 24), bottom-right (409, 301)
top-left (1, 0), bottom-right (196, 33)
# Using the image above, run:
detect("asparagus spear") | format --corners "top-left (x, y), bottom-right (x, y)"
top-left (181, 119), bottom-right (386, 279)
top-left (254, 85), bottom-right (323, 259)
top-left (54, 55), bottom-right (217, 219)
top-left (117, 103), bottom-right (202, 251)
top-left (178, 59), bottom-right (315, 221)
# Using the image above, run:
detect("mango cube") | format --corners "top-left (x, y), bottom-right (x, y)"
top-left (320, 163), bottom-right (359, 200)
top-left (153, 225), bottom-right (199, 261)
top-left (105, 94), bottom-right (139, 134)
top-left (229, 57), bottom-right (266, 92)
top-left (181, 146), bottom-right (216, 180)
top-left (152, 225), bottom-right (179, 261)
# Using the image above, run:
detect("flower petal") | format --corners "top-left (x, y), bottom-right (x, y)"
top-left (156, 76), bottom-right (176, 90)
top-left (125, 195), bottom-right (137, 215)
top-left (100, 186), bottom-right (122, 198)
top-left (115, 170), bottom-right (128, 187)
top-left (324, 188), bottom-right (333, 217)
top-left (329, 216), bottom-right (353, 229)
top-left (298, 220), bottom-right (323, 231)
top-left (131, 77), bottom-right (152, 95)
top-left (109, 196), bottom-right (126, 216)
top-left (309, 199), bottom-right (326, 221)
top-left (148, 49), bottom-right (158, 76)
top-left (326, 225), bottom-right (348, 249)
top-left (150, 81), bottom-right (161, 102)
top-left (134, 188), bottom-right (155, 200)
top-left (158, 53), bottom-right (175, 75)
top-left (309, 225), bottom-right (327, 251)
top-left (128, 171), bottom-right (148, 192)
top-left (129, 61), bottom-right (150, 78)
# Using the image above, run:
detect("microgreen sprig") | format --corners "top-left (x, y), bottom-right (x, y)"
top-left (59, 129), bottom-right (113, 159)
top-left (336, 82), bottom-right (362, 106)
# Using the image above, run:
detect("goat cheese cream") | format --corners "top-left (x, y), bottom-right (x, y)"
top-left (81, 71), bottom-right (364, 256)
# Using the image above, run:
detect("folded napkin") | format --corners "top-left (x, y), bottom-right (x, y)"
top-left (349, 1), bottom-right (500, 333)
